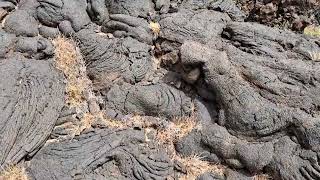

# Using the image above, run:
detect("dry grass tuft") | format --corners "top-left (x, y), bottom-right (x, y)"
top-left (53, 36), bottom-right (132, 132)
top-left (304, 25), bottom-right (320, 37)
top-left (253, 174), bottom-right (271, 180)
top-left (77, 112), bottom-right (129, 131)
top-left (156, 115), bottom-right (199, 148)
top-left (154, 115), bottom-right (225, 179)
top-left (77, 113), bottom-right (95, 133)
top-left (77, 112), bottom-right (129, 133)
top-left (157, 116), bottom-right (195, 150)
top-left (53, 36), bottom-right (89, 107)
top-left (172, 116), bottom-right (200, 139)
top-left (176, 154), bottom-right (225, 180)
top-left (149, 21), bottom-right (160, 36)
top-left (104, 118), bottom-right (127, 129)
top-left (102, 114), bottom-right (155, 130)
top-left (0, 8), bottom-right (7, 22)
top-left (53, 36), bottom-right (98, 133)
top-left (308, 51), bottom-right (320, 61)
top-left (0, 166), bottom-right (29, 180)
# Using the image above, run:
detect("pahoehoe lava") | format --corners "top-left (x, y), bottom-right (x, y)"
top-left (0, 0), bottom-right (320, 180)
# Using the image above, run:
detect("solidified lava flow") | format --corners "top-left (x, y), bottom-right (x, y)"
top-left (0, 0), bottom-right (320, 179)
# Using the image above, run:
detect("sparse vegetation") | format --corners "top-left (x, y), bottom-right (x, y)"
top-left (3, 1), bottom-right (318, 179)
top-left (253, 174), bottom-right (271, 180)
top-left (149, 21), bottom-right (160, 36)
top-left (77, 113), bottom-right (96, 133)
top-left (76, 111), bottom-right (224, 179)
top-left (154, 115), bottom-right (225, 179)
top-left (53, 36), bottom-right (99, 134)
top-left (53, 36), bottom-right (139, 133)
top-left (308, 51), bottom-right (320, 61)
top-left (304, 25), bottom-right (320, 37)
top-left (237, 0), bottom-right (319, 32)
top-left (156, 115), bottom-right (200, 147)
top-left (176, 154), bottom-right (225, 180)
top-left (0, 8), bottom-right (7, 22)
top-left (0, 165), bottom-right (29, 180)
top-left (52, 33), bottom-right (224, 180)
top-left (53, 36), bottom-right (90, 108)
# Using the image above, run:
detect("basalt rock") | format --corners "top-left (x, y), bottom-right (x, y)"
top-left (27, 128), bottom-right (174, 180)
top-left (36, 0), bottom-right (97, 31)
top-left (87, 0), bottom-right (109, 25)
top-left (177, 123), bottom-right (320, 180)
top-left (177, 21), bottom-right (320, 179)
top-left (0, 30), bottom-right (54, 59)
top-left (222, 22), bottom-right (320, 60)
top-left (106, 0), bottom-right (154, 19)
top-left (176, 123), bottom-right (273, 173)
top-left (159, 9), bottom-right (231, 44)
top-left (75, 28), bottom-right (153, 91)
top-left (180, 27), bottom-right (320, 148)
top-left (0, 0), bottom-right (18, 10)
top-left (102, 14), bottom-right (154, 45)
top-left (15, 36), bottom-right (54, 59)
top-left (0, 57), bottom-right (64, 167)
top-left (0, 30), bottom-right (16, 58)
top-left (237, 0), bottom-right (320, 31)
top-left (3, 9), bottom-right (39, 36)
top-left (1, 0), bottom-right (320, 179)
top-left (177, 0), bottom-right (245, 21)
top-left (208, 0), bottom-right (245, 21)
top-left (106, 83), bottom-right (193, 118)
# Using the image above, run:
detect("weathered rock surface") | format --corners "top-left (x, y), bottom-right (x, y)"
top-left (75, 28), bottom-right (153, 90)
top-left (0, 0), bottom-right (320, 179)
top-left (106, 83), bottom-right (193, 118)
top-left (176, 22), bottom-right (320, 179)
top-left (159, 9), bottom-right (231, 44)
top-left (0, 30), bottom-right (16, 58)
top-left (106, 0), bottom-right (154, 18)
top-left (0, 57), bottom-right (64, 167)
top-left (27, 128), bottom-right (174, 180)
top-left (102, 14), bottom-right (154, 45)
top-left (237, 0), bottom-right (320, 31)
top-left (180, 23), bottom-right (320, 146)
top-left (37, 0), bottom-right (91, 31)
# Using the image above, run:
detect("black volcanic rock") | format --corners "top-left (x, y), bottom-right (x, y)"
top-left (0, 57), bottom-right (65, 167)
top-left (0, 0), bottom-right (319, 179)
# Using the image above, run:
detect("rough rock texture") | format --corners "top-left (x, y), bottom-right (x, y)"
top-left (37, 0), bottom-right (91, 31)
top-left (0, 57), bottom-right (64, 166)
top-left (1, 0), bottom-right (320, 179)
top-left (106, 83), bottom-right (194, 118)
top-left (75, 28), bottom-right (153, 90)
top-left (177, 123), bottom-right (320, 179)
top-left (2, 0), bottom-right (40, 36)
top-left (176, 21), bottom-right (320, 179)
top-left (106, 0), bottom-right (154, 18)
top-left (237, 0), bottom-right (320, 31)
top-left (0, 0), bottom-right (18, 10)
top-left (159, 9), bottom-right (231, 44)
top-left (0, 30), bottom-right (16, 58)
top-left (4, 9), bottom-right (39, 36)
top-left (176, 123), bottom-right (273, 173)
top-left (180, 23), bottom-right (320, 142)
top-left (0, 30), bottom-right (54, 59)
top-left (173, 0), bottom-right (245, 21)
top-left (102, 14), bottom-right (154, 45)
top-left (27, 129), bottom-right (174, 180)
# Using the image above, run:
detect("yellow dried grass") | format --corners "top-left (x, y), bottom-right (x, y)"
top-left (0, 166), bottom-right (29, 180)
top-left (177, 154), bottom-right (225, 180)
top-left (52, 36), bottom-right (89, 107)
